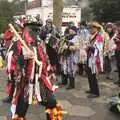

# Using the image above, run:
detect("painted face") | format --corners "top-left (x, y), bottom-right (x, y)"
top-left (69, 29), bottom-right (76, 35)
top-left (90, 26), bottom-right (98, 34)
top-left (106, 27), bottom-right (113, 33)
top-left (46, 22), bottom-right (52, 28)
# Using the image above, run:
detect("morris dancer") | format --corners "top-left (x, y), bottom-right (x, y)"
top-left (41, 19), bottom-right (61, 74)
top-left (104, 23), bottom-right (116, 80)
top-left (60, 26), bottom-right (80, 89)
top-left (86, 22), bottom-right (104, 98)
top-left (77, 21), bottom-right (90, 76)
top-left (7, 17), bottom-right (65, 120)
top-left (113, 23), bottom-right (120, 85)
top-left (3, 21), bottom-right (23, 103)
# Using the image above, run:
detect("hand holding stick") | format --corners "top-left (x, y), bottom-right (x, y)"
top-left (8, 23), bottom-right (42, 66)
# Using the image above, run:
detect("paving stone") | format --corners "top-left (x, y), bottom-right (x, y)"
top-left (58, 100), bottom-right (72, 110)
top-left (0, 68), bottom-right (119, 120)
top-left (68, 105), bottom-right (96, 117)
top-left (100, 82), bottom-right (117, 89)
top-left (0, 92), bottom-right (7, 100)
top-left (89, 107), bottom-right (120, 120)
top-left (92, 96), bottom-right (108, 104)
top-left (69, 98), bottom-right (93, 107)
top-left (56, 92), bottom-right (75, 101)
top-left (0, 101), bottom-right (3, 106)
top-left (0, 116), bottom-right (6, 120)
top-left (63, 116), bottom-right (88, 120)
top-left (81, 85), bottom-right (89, 91)
top-left (72, 91), bottom-right (87, 99)
top-left (56, 87), bottom-right (67, 93)
top-left (26, 113), bottom-right (46, 120)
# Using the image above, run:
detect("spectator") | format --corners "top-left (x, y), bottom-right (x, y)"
top-left (113, 23), bottom-right (120, 85)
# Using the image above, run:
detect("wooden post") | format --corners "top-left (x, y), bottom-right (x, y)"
top-left (53, 0), bottom-right (64, 30)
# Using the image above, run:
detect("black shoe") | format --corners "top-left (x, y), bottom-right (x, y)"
top-left (2, 97), bottom-right (12, 103)
top-left (85, 90), bottom-right (92, 94)
top-left (106, 76), bottom-right (113, 80)
top-left (66, 86), bottom-right (74, 90)
top-left (100, 71), bottom-right (105, 74)
top-left (79, 72), bottom-right (83, 76)
top-left (114, 69), bottom-right (118, 72)
top-left (87, 94), bottom-right (99, 98)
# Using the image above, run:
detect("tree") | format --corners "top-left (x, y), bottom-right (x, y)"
top-left (0, 0), bottom-right (16, 32)
top-left (53, 0), bottom-right (64, 30)
top-left (0, 0), bottom-right (25, 32)
top-left (90, 0), bottom-right (120, 22)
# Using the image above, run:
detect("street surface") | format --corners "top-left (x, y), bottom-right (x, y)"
top-left (0, 64), bottom-right (120, 120)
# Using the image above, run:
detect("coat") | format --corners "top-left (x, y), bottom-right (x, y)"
top-left (60, 35), bottom-right (80, 77)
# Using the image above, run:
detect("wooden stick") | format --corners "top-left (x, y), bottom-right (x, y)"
top-left (9, 24), bottom-right (32, 53)
top-left (8, 23), bottom-right (42, 66)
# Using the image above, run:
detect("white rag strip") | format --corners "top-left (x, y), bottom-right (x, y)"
top-left (11, 104), bottom-right (16, 119)
top-left (35, 73), bottom-right (42, 102)
top-left (30, 47), bottom-right (36, 80)
top-left (30, 60), bottom-right (35, 81)
top-left (33, 47), bottom-right (43, 77)
top-left (11, 85), bottom-right (18, 118)
top-left (7, 51), bottom-right (13, 73)
top-left (22, 47), bottom-right (28, 59)
top-left (88, 55), bottom-right (96, 74)
top-left (33, 47), bottom-right (42, 77)
top-left (28, 83), bottom-right (33, 104)
top-left (39, 63), bottom-right (43, 77)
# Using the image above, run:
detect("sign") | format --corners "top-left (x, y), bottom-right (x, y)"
top-left (26, 6), bottom-right (81, 33)
top-left (41, 0), bottom-right (53, 7)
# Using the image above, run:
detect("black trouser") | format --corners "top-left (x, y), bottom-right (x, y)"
top-left (7, 72), bottom-right (15, 99)
top-left (40, 81), bottom-right (57, 120)
top-left (61, 73), bottom-right (75, 87)
top-left (78, 63), bottom-right (87, 75)
top-left (87, 67), bottom-right (99, 96)
top-left (78, 63), bottom-right (84, 75)
top-left (61, 73), bottom-right (68, 85)
top-left (16, 95), bottom-right (29, 117)
top-left (115, 50), bottom-right (120, 81)
top-left (104, 56), bottom-right (111, 74)
top-left (68, 74), bottom-right (75, 88)
top-left (46, 114), bottom-right (51, 120)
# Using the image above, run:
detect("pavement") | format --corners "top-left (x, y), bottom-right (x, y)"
top-left (0, 67), bottom-right (120, 120)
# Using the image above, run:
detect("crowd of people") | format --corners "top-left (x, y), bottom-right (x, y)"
top-left (0, 15), bottom-right (120, 120)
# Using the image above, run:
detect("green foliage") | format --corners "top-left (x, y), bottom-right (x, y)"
top-left (90, 0), bottom-right (120, 22)
top-left (0, 0), bottom-right (25, 32)
top-left (0, 0), bottom-right (15, 32)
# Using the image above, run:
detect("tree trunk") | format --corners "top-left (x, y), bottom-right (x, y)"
top-left (53, 0), bottom-right (64, 30)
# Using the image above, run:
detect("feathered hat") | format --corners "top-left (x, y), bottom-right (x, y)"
top-left (88, 22), bottom-right (102, 29)
top-left (88, 21), bottom-right (104, 33)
